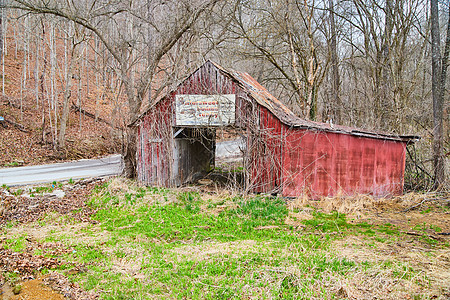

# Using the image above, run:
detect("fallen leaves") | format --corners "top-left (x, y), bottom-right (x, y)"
top-left (0, 180), bottom-right (104, 298)
top-left (0, 248), bottom-right (61, 276)
top-left (0, 179), bottom-right (104, 225)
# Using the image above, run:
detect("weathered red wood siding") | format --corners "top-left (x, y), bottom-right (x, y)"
top-left (176, 62), bottom-right (237, 100)
top-left (137, 61), bottom-right (250, 187)
top-left (137, 96), bottom-right (173, 186)
top-left (281, 128), bottom-right (407, 198)
top-left (247, 106), bottom-right (283, 193)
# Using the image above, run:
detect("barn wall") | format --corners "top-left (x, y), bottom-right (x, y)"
top-left (247, 106), bottom-right (283, 193)
top-left (281, 128), bottom-right (407, 198)
top-left (137, 96), bottom-right (173, 186)
top-left (176, 62), bottom-right (236, 100)
top-left (175, 61), bottom-right (252, 127)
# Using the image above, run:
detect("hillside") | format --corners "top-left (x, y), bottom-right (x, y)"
top-left (0, 27), bottom-right (124, 167)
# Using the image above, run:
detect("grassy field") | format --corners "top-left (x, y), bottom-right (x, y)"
top-left (1, 179), bottom-right (449, 299)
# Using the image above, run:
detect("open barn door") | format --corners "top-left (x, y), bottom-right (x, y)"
top-left (171, 127), bottom-right (215, 186)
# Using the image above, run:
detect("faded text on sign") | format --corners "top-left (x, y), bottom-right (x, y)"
top-left (175, 94), bottom-right (235, 126)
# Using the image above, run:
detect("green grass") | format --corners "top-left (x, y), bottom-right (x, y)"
top-left (31, 186), bottom-right (54, 193)
top-left (92, 197), bottom-right (291, 243)
top-left (377, 223), bottom-right (399, 235)
top-left (3, 235), bottom-right (27, 252)
top-left (56, 185), bottom-right (361, 298)
top-left (10, 189), bottom-right (24, 196)
top-left (300, 211), bottom-right (371, 234)
top-left (412, 222), bottom-right (442, 233)
top-left (4, 161), bottom-right (21, 167)
top-left (4, 180), bottom-right (442, 299)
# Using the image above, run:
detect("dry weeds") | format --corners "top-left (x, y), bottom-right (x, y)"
top-left (333, 235), bottom-right (450, 299)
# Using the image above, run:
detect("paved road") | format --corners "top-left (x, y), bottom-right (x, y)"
top-left (0, 155), bottom-right (123, 186)
top-left (215, 138), bottom-right (245, 161)
top-left (0, 139), bottom-right (244, 186)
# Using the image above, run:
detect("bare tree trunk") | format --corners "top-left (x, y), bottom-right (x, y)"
top-left (58, 28), bottom-right (81, 150)
top-left (430, 0), bottom-right (444, 189)
top-left (20, 16), bottom-right (28, 122)
top-left (440, 9), bottom-right (450, 187)
top-left (328, 0), bottom-right (340, 124)
top-left (77, 59), bottom-right (82, 132)
top-left (84, 40), bottom-right (89, 100)
top-left (122, 78), bottom-right (140, 178)
top-left (377, 0), bottom-right (393, 131)
top-left (34, 24), bottom-right (40, 107)
top-left (94, 35), bottom-right (99, 121)
top-left (49, 20), bottom-right (57, 148)
top-left (0, 0), bottom-right (3, 81)
top-left (147, 0), bottom-right (153, 105)
top-left (40, 23), bottom-right (47, 144)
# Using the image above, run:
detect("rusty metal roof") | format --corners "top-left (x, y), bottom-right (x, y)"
top-left (132, 60), bottom-right (419, 143)
top-left (209, 61), bottom-right (418, 143)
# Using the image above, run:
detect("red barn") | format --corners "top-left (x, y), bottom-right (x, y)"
top-left (131, 61), bottom-right (418, 198)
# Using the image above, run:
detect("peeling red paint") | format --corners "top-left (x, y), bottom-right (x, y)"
top-left (282, 129), bottom-right (407, 197)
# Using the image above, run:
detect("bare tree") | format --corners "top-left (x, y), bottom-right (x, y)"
top-left (328, 0), bottom-right (340, 124)
top-left (228, 0), bottom-right (329, 120)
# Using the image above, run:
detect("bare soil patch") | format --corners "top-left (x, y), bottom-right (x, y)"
top-left (4, 278), bottom-right (65, 300)
top-left (1, 273), bottom-right (98, 300)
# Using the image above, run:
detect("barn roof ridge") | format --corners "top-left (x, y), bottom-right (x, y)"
top-left (131, 60), bottom-right (419, 143)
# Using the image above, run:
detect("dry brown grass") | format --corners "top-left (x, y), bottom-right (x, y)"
top-left (333, 235), bottom-right (450, 299)
top-left (288, 192), bottom-right (448, 215)
top-left (283, 191), bottom-right (450, 299)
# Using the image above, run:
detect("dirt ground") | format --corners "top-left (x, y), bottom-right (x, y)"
top-left (2, 277), bottom-right (65, 300)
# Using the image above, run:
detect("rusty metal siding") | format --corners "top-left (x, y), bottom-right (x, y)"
top-left (281, 129), bottom-right (407, 198)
